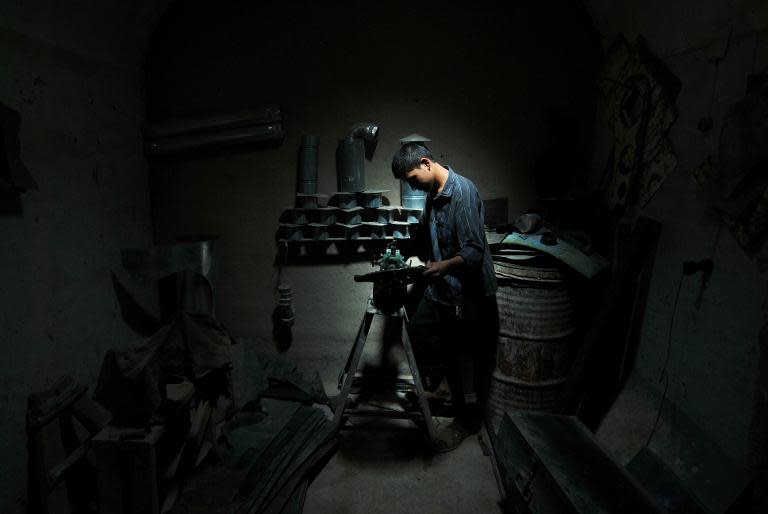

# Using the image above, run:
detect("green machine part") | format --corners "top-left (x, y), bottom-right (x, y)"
top-left (377, 242), bottom-right (407, 271)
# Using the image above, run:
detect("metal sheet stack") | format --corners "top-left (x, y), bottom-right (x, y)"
top-left (171, 399), bottom-right (338, 514)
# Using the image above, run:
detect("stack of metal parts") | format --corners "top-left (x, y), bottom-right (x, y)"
top-left (277, 127), bottom-right (424, 258)
top-left (277, 192), bottom-right (422, 256)
top-left (171, 399), bottom-right (338, 514)
top-left (93, 319), bottom-right (336, 514)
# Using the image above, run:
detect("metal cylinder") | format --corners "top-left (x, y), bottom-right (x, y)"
top-left (276, 284), bottom-right (295, 324)
top-left (337, 136), bottom-right (365, 192)
top-left (486, 260), bottom-right (576, 434)
top-left (297, 135), bottom-right (319, 194)
top-left (400, 180), bottom-right (427, 210)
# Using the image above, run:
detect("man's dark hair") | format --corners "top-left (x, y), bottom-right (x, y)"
top-left (391, 142), bottom-right (434, 179)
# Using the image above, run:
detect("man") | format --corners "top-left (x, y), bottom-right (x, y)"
top-left (392, 141), bottom-right (497, 452)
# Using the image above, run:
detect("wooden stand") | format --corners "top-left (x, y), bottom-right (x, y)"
top-left (91, 425), bottom-right (165, 514)
top-left (27, 376), bottom-right (111, 514)
top-left (333, 297), bottom-right (437, 445)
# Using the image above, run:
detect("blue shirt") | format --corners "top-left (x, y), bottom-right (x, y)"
top-left (414, 167), bottom-right (497, 310)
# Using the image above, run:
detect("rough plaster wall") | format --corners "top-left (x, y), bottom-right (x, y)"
top-left (0, 2), bottom-right (166, 512)
top-left (585, 0), bottom-right (768, 475)
top-left (146, 0), bottom-right (600, 396)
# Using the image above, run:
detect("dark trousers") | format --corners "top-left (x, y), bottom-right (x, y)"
top-left (407, 295), bottom-right (498, 426)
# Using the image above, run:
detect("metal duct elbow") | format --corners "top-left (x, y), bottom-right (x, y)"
top-left (348, 122), bottom-right (379, 142)
top-left (345, 122), bottom-right (379, 161)
top-left (336, 122), bottom-right (380, 191)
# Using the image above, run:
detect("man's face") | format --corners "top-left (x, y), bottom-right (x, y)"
top-left (403, 162), bottom-right (433, 192)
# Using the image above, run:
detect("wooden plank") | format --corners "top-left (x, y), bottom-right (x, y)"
top-left (91, 433), bottom-right (124, 514)
top-left (124, 430), bottom-right (162, 514)
top-left (27, 377), bottom-right (92, 514)
top-left (71, 396), bottom-right (112, 433)
top-left (28, 420), bottom-right (71, 514)
top-left (28, 378), bottom-right (87, 430)
top-left (401, 310), bottom-right (437, 443)
top-left (46, 441), bottom-right (89, 489)
top-left (333, 312), bottom-right (374, 426)
top-left (91, 424), bottom-right (165, 514)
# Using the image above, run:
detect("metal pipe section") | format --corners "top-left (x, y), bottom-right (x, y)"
top-left (297, 135), bottom-right (319, 194)
top-left (336, 122), bottom-right (379, 192)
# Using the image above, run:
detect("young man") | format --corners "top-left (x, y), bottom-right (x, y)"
top-left (392, 141), bottom-right (498, 452)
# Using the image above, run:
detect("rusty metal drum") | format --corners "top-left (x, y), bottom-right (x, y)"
top-left (486, 256), bottom-right (576, 434)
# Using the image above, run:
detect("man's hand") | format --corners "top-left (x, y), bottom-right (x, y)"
top-left (423, 260), bottom-right (450, 279)
top-left (422, 255), bottom-right (465, 280)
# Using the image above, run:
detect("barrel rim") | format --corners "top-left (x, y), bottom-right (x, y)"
top-left (491, 370), bottom-right (568, 388)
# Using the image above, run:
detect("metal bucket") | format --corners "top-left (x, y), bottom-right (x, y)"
top-left (486, 260), bottom-right (576, 434)
top-left (297, 135), bottom-right (319, 194)
top-left (400, 180), bottom-right (427, 210)
top-left (120, 236), bottom-right (217, 283)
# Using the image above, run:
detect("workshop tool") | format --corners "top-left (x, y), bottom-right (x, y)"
top-left (334, 242), bottom-right (436, 444)
top-left (354, 241), bottom-right (424, 313)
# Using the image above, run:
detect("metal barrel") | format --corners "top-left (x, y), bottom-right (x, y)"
top-left (400, 180), bottom-right (427, 210)
top-left (297, 135), bottom-right (319, 194)
top-left (486, 258), bottom-right (576, 435)
top-left (337, 136), bottom-right (365, 192)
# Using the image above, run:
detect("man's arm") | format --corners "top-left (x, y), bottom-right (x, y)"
top-left (453, 184), bottom-right (486, 270)
top-left (401, 199), bottom-right (429, 261)
top-left (423, 254), bottom-right (464, 278)
top-left (423, 180), bottom-right (486, 279)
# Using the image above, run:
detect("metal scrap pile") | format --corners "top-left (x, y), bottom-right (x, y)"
top-left (87, 313), bottom-right (336, 514)
top-left (94, 312), bottom-right (235, 428)
top-left (170, 399), bottom-right (338, 514)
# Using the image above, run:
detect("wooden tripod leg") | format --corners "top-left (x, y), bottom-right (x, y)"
top-left (400, 311), bottom-right (438, 444)
top-left (333, 311), bottom-right (374, 427)
top-left (337, 310), bottom-right (370, 389)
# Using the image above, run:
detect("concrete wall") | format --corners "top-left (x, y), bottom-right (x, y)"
top-left (585, 0), bottom-right (768, 496)
top-left (0, 2), bottom-right (165, 512)
top-left (145, 0), bottom-right (601, 392)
